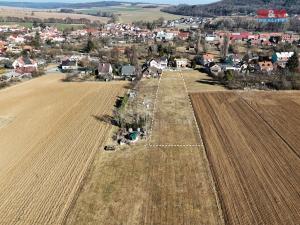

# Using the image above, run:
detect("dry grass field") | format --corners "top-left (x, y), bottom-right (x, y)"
top-left (66, 71), bottom-right (223, 225)
top-left (0, 73), bottom-right (125, 224)
top-left (78, 5), bottom-right (184, 24)
top-left (149, 71), bottom-right (202, 146)
top-left (181, 69), bottom-right (226, 93)
top-left (0, 7), bottom-right (108, 22)
top-left (191, 91), bottom-right (300, 225)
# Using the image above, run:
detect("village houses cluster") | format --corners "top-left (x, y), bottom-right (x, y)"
top-left (0, 19), bottom-right (299, 84)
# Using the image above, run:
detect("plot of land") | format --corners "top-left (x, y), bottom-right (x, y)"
top-left (66, 71), bottom-right (223, 225)
top-left (0, 7), bottom-right (108, 22)
top-left (191, 91), bottom-right (300, 225)
top-left (78, 5), bottom-right (184, 23)
top-left (0, 73), bottom-right (125, 224)
top-left (181, 70), bottom-right (226, 93)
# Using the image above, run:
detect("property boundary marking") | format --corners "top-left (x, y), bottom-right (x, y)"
top-left (180, 71), bottom-right (226, 225)
top-left (146, 71), bottom-right (204, 148)
top-left (145, 70), bottom-right (225, 224)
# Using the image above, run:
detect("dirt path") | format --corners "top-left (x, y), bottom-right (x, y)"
top-left (0, 74), bottom-right (125, 224)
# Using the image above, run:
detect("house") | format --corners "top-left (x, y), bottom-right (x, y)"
top-left (61, 59), bottom-right (78, 71)
top-left (178, 31), bottom-right (190, 41)
top-left (209, 63), bottom-right (222, 75)
top-left (220, 63), bottom-right (241, 72)
top-left (205, 35), bottom-right (218, 42)
top-left (226, 54), bottom-right (242, 65)
top-left (97, 63), bottom-right (113, 76)
top-left (258, 61), bottom-right (274, 73)
top-left (272, 52), bottom-right (294, 68)
top-left (175, 58), bottom-right (188, 68)
top-left (0, 41), bottom-right (6, 54)
top-left (156, 31), bottom-right (175, 41)
top-left (142, 66), bottom-right (162, 78)
top-left (149, 57), bottom-right (168, 70)
top-left (199, 53), bottom-right (214, 66)
top-left (121, 65), bottom-right (136, 79)
top-left (97, 63), bottom-right (113, 80)
top-left (272, 52), bottom-right (294, 63)
top-left (12, 56), bottom-right (38, 74)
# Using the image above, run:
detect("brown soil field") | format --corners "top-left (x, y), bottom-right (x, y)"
top-left (66, 71), bottom-right (223, 225)
top-left (191, 91), bottom-right (300, 225)
top-left (0, 73), bottom-right (125, 224)
top-left (0, 7), bottom-right (108, 22)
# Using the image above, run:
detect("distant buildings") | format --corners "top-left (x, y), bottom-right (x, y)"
top-left (12, 56), bottom-right (37, 74)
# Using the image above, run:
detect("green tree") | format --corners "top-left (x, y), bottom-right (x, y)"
top-left (286, 52), bottom-right (299, 73)
top-left (84, 33), bottom-right (95, 53)
top-left (130, 45), bottom-right (138, 66)
top-left (31, 31), bottom-right (41, 49)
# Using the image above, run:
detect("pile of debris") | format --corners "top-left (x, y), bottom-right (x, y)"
top-left (115, 127), bottom-right (146, 145)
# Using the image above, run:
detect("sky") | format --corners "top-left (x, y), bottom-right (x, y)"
top-left (0, 0), bottom-right (220, 5)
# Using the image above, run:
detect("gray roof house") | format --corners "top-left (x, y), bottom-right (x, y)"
top-left (121, 65), bottom-right (136, 78)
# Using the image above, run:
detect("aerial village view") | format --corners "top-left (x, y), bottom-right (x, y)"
top-left (0, 0), bottom-right (299, 224)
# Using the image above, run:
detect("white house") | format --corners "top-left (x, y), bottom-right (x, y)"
top-left (149, 57), bottom-right (168, 70)
top-left (12, 56), bottom-right (38, 74)
top-left (175, 58), bottom-right (188, 68)
top-left (61, 59), bottom-right (78, 71)
top-left (156, 31), bottom-right (175, 41)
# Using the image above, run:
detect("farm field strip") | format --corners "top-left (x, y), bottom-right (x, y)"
top-left (0, 74), bottom-right (125, 225)
top-left (148, 71), bottom-right (203, 147)
top-left (191, 91), bottom-right (300, 225)
top-left (179, 71), bottom-right (204, 146)
top-left (147, 71), bottom-right (162, 146)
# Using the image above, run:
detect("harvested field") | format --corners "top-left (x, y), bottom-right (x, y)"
top-left (0, 7), bottom-right (108, 22)
top-left (66, 71), bottom-right (223, 225)
top-left (191, 91), bottom-right (300, 225)
top-left (0, 73), bottom-right (125, 224)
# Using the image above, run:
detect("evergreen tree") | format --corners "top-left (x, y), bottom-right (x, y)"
top-left (84, 33), bottom-right (95, 53)
top-left (286, 52), bottom-right (299, 73)
top-left (32, 31), bottom-right (41, 49)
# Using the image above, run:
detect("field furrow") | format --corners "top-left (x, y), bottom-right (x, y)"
top-left (0, 74), bottom-right (125, 225)
top-left (191, 91), bottom-right (300, 225)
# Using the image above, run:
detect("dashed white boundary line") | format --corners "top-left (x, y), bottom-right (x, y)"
top-left (145, 71), bottom-right (225, 224)
top-left (146, 71), bottom-right (204, 148)
top-left (146, 73), bottom-right (162, 146)
top-left (180, 71), bottom-right (226, 225)
top-left (179, 72), bottom-right (204, 147)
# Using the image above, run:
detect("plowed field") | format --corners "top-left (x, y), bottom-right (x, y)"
top-left (191, 91), bottom-right (300, 225)
top-left (0, 74), bottom-right (125, 224)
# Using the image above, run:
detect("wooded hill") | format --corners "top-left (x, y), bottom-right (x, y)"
top-left (162, 0), bottom-right (300, 17)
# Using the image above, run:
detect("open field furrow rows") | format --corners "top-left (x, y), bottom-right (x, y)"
top-left (0, 74), bottom-right (125, 225)
top-left (191, 91), bottom-right (300, 225)
top-left (0, 92), bottom-right (104, 224)
top-left (240, 92), bottom-right (300, 158)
